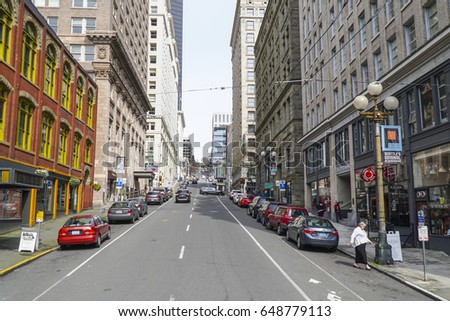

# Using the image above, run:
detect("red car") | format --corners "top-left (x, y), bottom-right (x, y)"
top-left (266, 205), bottom-right (309, 235)
top-left (257, 201), bottom-right (286, 225)
top-left (57, 214), bottom-right (111, 249)
top-left (238, 194), bottom-right (254, 207)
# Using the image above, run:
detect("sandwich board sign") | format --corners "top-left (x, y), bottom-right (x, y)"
top-left (18, 231), bottom-right (38, 253)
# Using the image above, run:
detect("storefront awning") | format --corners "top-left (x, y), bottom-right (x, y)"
top-left (133, 171), bottom-right (156, 179)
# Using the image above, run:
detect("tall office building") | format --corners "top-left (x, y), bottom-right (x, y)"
top-left (146, 0), bottom-right (181, 189)
top-left (230, 0), bottom-right (267, 193)
top-left (170, 0), bottom-right (184, 111)
top-left (211, 113), bottom-right (232, 190)
top-left (33, 0), bottom-right (153, 205)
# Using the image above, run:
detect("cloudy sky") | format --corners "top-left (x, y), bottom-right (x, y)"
top-left (182, 0), bottom-right (235, 161)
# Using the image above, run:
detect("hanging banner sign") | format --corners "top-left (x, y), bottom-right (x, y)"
top-left (270, 162), bottom-right (277, 176)
top-left (383, 151), bottom-right (402, 164)
top-left (360, 166), bottom-right (376, 182)
top-left (381, 125), bottom-right (402, 152)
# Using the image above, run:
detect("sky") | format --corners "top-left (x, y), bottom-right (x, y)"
top-left (182, 0), bottom-right (236, 161)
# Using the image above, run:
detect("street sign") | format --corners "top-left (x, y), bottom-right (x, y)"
top-left (36, 211), bottom-right (44, 223)
top-left (417, 210), bottom-right (425, 226)
top-left (279, 183), bottom-right (286, 190)
top-left (360, 166), bottom-right (376, 182)
top-left (418, 225), bottom-right (429, 241)
top-left (264, 182), bottom-right (273, 189)
top-left (116, 178), bottom-right (123, 187)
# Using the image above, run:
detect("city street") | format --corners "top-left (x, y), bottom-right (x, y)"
top-left (0, 184), bottom-right (431, 301)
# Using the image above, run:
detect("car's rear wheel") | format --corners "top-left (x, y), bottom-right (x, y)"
top-left (106, 229), bottom-right (111, 240)
top-left (95, 235), bottom-right (101, 248)
top-left (286, 229), bottom-right (291, 241)
top-left (277, 225), bottom-right (283, 235)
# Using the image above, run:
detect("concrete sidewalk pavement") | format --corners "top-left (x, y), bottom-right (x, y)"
top-left (0, 207), bottom-right (449, 301)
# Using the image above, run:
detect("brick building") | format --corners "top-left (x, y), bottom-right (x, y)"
top-left (0, 0), bottom-right (98, 232)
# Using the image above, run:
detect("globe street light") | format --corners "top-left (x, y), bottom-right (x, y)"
top-left (354, 81), bottom-right (399, 265)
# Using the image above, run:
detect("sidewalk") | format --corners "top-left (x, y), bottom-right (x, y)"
top-left (1, 208), bottom-right (449, 301)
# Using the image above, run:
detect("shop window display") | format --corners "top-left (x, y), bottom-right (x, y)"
top-left (0, 189), bottom-right (22, 219)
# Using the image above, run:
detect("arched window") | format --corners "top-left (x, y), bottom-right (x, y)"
top-left (0, 0), bottom-right (13, 63)
top-left (75, 77), bottom-right (84, 119)
top-left (73, 132), bottom-right (81, 169)
top-left (87, 88), bottom-right (94, 127)
top-left (16, 98), bottom-right (34, 150)
top-left (44, 45), bottom-right (57, 98)
top-left (0, 83), bottom-right (8, 141)
top-left (40, 112), bottom-right (54, 158)
top-left (21, 21), bottom-right (38, 82)
top-left (61, 62), bottom-right (72, 110)
top-left (58, 123), bottom-right (69, 164)
top-left (85, 139), bottom-right (92, 163)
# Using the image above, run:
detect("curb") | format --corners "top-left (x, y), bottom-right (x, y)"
top-left (337, 247), bottom-right (446, 301)
top-left (0, 247), bottom-right (58, 277)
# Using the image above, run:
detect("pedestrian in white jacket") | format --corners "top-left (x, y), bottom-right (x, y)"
top-left (350, 222), bottom-right (372, 270)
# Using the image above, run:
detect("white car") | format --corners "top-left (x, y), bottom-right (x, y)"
top-left (229, 189), bottom-right (241, 200)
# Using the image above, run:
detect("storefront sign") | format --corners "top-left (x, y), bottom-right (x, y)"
top-left (383, 151), bottom-right (402, 164)
top-left (416, 190), bottom-right (427, 200)
top-left (360, 167), bottom-right (376, 182)
top-left (18, 231), bottom-right (38, 253)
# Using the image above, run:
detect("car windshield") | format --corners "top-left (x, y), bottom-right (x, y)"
top-left (111, 202), bottom-right (130, 208)
top-left (306, 218), bottom-right (333, 228)
top-left (289, 209), bottom-right (308, 217)
top-left (148, 192), bottom-right (159, 195)
top-left (64, 217), bottom-right (93, 227)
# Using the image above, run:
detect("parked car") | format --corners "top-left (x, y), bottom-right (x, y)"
top-left (229, 189), bottom-right (241, 200)
top-left (175, 189), bottom-right (191, 203)
top-left (146, 191), bottom-right (163, 205)
top-left (248, 196), bottom-right (274, 218)
top-left (266, 205), bottom-right (309, 235)
top-left (167, 188), bottom-right (173, 198)
top-left (153, 187), bottom-right (169, 202)
top-left (238, 194), bottom-right (254, 207)
top-left (127, 197), bottom-right (148, 217)
top-left (233, 193), bottom-right (244, 204)
top-left (200, 187), bottom-right (223, 195)
top-left (247, 196), bottom-right (261, 216)
top-left (286, 216), bottom-right (339, 252)
top-left (257, 201), bottom-right (286, 225)
top-left (57, 214), bottom-right (111, 249)
top-left (107, 201), bottom-right (140, 224)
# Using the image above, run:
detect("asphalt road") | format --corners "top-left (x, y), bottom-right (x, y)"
top-left (0, 184), bottom-right (432, 301)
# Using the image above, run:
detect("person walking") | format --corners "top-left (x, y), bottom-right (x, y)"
top-left (317, 202), bottom-right (325, 217)
top-left (334, 201), bottom-right (341, 222)
top-left (350, 222), bottom-right (372, 270)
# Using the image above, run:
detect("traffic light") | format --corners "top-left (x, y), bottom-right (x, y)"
top-left (159, 175), bottom-right (162, 181)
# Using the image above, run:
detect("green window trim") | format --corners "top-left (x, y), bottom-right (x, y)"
top-left (58, 124), bottom-right (69, 164)
top-left (0, 84), bottom-right (8, 141)
top-left (61, 63), bottom-right (72, 110)
top-left (87, 88), bottom-right (94, 127)
top-left (16, 98), bottom-right (34, 150)
top-left (75, 77), bottom-right (84, 119)
top-left (44, 45), bottom-right (57, 99)
top-left (0, 0), bottom-right (13, 63)
top-left (73, 133), bottom-right (81, 169)
top-left (39, 112), bottom-right (54, 158)
top-left (21, 22), bottom-right (38, 83)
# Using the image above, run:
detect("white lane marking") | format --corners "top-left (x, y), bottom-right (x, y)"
top-left (186, 225), bottom-right (190, 232)
top-left (179, 246), bottom-right (185, 259)
top-left (190, 214), bottom-right (193, 219)
top-left (218, 199), bottom-right (311, 301)
top-left (33, 207), bottom-right (163, 301)
top-left (283, 237), bottom-right (365, 301)
top-left (309, 278), bottom-right (321, 284)
top-left (327, 291), bottom-right (342, 301)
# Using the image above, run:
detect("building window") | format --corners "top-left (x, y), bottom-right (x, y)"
top-left (58, 124), bottom-right (69, 164)
top-left (247, 97), bottom-right (255, 108)
top-left (151, 18), bottom-right (157, 26)
top-left (73, 133), bottom-right (81, 169)
top-left (404, 20), bottom-right (416, 55)
top-left (61, 62), bottom-right (72, 110)
top-left (0, 84), bottom-right (8, 141)
top-left (385, 0), bottom-right (394, 22)
top-left (150, 30), bottom-right (157, 38)
top-left (70, 44), bottom-right (94, 62)
top-left (246, 46), bottom-right (254, 55)
top-left (424, 1), bottom-right (438, 40)
top-left (349, 27), bottom-right (356, 61)
top-left (419, 82), bottom-right (435, 129)
top-left (387, 37), bottom-right (398, 68)
top-left (247, 71), bottom-right (255, 81)
top-left (246, 20), bottom-right (254, 30)
top-left (85, 140), bottom-right (92, 163)
top-left (335, 129), bottom-right (349, 165)
top-left (0, 0), bottom-right (13, 63)
top-left (361, 62), bottom-right (369, 88)
top-left (247, 58), bottom-right (254, 68)
top-left (370, 2), bottom-right (379, 36)
top-left (21, 22), bottom-right (38, 83)
top-left (247, 84), bottom-right (255, 94)
top-left (340, 37), bottom-right (346, 70)
top-left (351, 73), bottom-right (358, 98)
top-left (373, 51), bottom-right (382, 80)
top-left (332, 48), bottom-right (338, 78)
top-left (44, 45), bottom-right (57, 98)
top-left (150, 43), bottom-right (157, 51)
top-left (359, 14), bottom-right (366, 50)
top-left (246, 33), bottom-right (255, 43)
top-left (73, 0), bottom-right (97, 8)
top-left (71, 18), bottom-right (96, 34)
top-left (40, 112), bottom-right (54, 158)
top-left (16, 98), bottom-right (34, 151)
top-left (407, 89), bottom-right (417, 135)
top-left (87, 88), bottom-right (94, 127)
top-left (149, 68), bottom-right (156, 77)
top-left (437, 72), bottom-right (448, 123)
top-left (342, 81), bottom-right (348, 104)
top-left (75, 77), bottom-right (84, 120)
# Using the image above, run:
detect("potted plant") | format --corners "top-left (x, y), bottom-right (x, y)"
top-left (69, 177), bottom-right (81, 186)
top-left (93, 183), bottom-right (101, 191)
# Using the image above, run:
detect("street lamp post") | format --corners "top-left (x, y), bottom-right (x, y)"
top-left (353, 81), bottom-right (399, 265)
